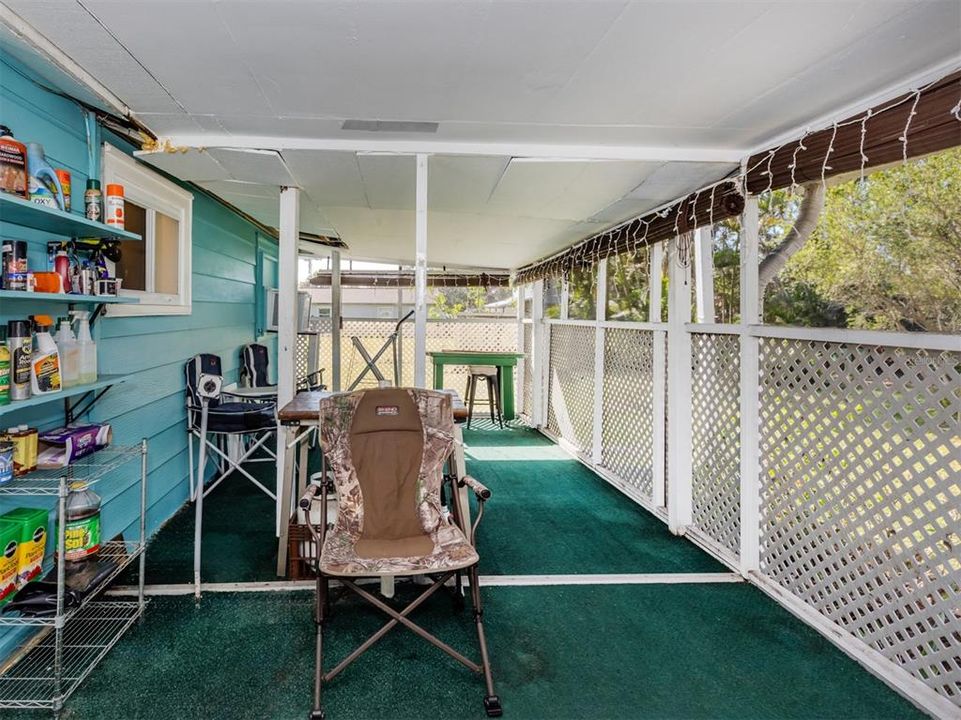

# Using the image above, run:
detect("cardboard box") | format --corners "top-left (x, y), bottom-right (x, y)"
top-left (0, 520), bottom-right (18, 606)
top-left (0, 508), bottom-right (48, 586)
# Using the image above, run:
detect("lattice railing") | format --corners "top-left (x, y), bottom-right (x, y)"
top-left (522, 322), bottom-right (534, 418)
top-left (299, 317), bottom-right (518, 391)
top-left (601, 328), bottom-right (656, 498)
top-left (758, 338), bottom-right (961, 705)
top-left (691, 333), bottom-right (741, 558)
top-left (546, 323), bottom-right (595, 454)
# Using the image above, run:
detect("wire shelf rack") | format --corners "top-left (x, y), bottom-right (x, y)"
top-left (0, 446), bottom-right (141, 496)
top-left (0, 541), bottom-right (145, 627)
top-left (0, 601), bottom-right (144, 710)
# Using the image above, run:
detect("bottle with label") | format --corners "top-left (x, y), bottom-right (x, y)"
top-left (28, 315), bottom-right (61, 395)
top-left (18, 426), bottom-right (37, 472)
top-left (54, 317), bottom-right (79, 388)
top-left (4, 427), bottom-right (28, 476)
top-left (0, 126), bottom-right (28, 199)
top-left (105, 184), bottom-right (124, 229)
top-left (70, 311), bottom-right (97, 384)
top-left (0, 328), bottom-right (9, 405)
top-left (26, 143), bottom-right (65, 210)
top-left (84, 179), bottom-right (103, 222)
top-left (59, 483), bottom-right (102, 562)
top-left (7, 320), bottom-right (31, 401)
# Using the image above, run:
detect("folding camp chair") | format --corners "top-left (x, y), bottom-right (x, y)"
top-left (300, 387), bottom-right (501, 719)
top-left (239, 342), bottom-right (327, 393)
top-left (185, 353), bottom-right (277, 597)
top-left (346, 310), bottom-right (413, 390)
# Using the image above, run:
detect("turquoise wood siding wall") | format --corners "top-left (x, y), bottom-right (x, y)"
top-left (0, 50), bottom-right (276, 655)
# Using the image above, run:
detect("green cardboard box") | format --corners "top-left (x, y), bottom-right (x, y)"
top-left (0, 520), bottom-right (19, 606)
top-left (0, 507), bottom-right (48, 587)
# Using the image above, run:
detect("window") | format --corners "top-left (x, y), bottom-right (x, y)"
top-left (102, 145), bottom-right (192, 315)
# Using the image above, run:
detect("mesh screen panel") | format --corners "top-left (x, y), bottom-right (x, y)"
top-left (546, 324), bottom-right (595, 453)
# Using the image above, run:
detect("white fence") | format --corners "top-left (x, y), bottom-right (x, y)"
top-left (520, 259), bottom-right (961, 716)
top-left (297, 317), bottom-right (518, 392)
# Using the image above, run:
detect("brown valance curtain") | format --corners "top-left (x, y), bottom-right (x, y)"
top-left (514, 69), bottom-right (960, 285)
top-left (514, 181), bottom-right (743, 285)
top-left (744, 70), bottom-right (961, 193)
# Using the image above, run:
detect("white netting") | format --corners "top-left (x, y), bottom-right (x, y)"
top-left (691, 333), bottom-right (741, 557)
top-left (601, 328), bottom-right (655, 498)
top-left (546, 323), bottom-right (595, 454)
top-left (759, 338), bottom-right (961, 705)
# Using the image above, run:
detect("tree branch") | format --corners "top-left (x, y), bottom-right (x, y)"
top-left (758, 183), bottom-right (826, 293)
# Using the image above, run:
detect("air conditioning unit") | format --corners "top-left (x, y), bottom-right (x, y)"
top-left (267, 289), bottom-right (312, 332)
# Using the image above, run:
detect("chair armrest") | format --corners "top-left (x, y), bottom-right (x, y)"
top-left (458, 474), bottom-right (491, 501)
top-left (299, 484), bottom-right (320, 511)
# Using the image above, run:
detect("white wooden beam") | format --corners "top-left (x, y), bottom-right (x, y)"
top-left (591, 259), bottom-right (607, 465)
top-left (531, 279), bottom-right (545, 427)
top-left (693, 226), bottom-right (715, 323)
top-left (739, 196), bottom-right (761, 575)
top-left (275, 185), bottom-right (299, 535)
top-left (666, 235), bottom-right (693, 533)
top-left (155, 134), bottom-right (745, 164)
top-left (413, 154), bottom-right (429, 387)
top-left (649, 241), bottom-right (667, 508)
top-left (330, 249), bottom-right (342, 391)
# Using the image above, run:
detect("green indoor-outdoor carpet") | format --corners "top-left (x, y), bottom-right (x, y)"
top-left (462, 424), bottom-right (724, 575)
top-left (45, 583), bottom-right (923, 720)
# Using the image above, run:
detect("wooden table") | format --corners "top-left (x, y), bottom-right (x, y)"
top-left (428, 350), bottom-right (524, 420)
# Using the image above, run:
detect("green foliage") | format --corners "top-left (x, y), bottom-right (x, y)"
top-left (430, 286), bottom-right (514, 318)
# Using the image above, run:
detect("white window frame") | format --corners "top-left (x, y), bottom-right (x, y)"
top-left (102, 144), bottom-right (192, 316)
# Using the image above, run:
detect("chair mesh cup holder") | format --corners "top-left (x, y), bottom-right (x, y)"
top-left (300, 387), bottom-right (502, 719)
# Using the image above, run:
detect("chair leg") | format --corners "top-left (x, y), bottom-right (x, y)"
top-left (492, 371), bottom-right (504, 429)
top-left (467, 374), bottom-right (478, 429)
top-left (469, 564), bottom-right (501, 717)
top-left (311, 574), bottom-right (328, 720)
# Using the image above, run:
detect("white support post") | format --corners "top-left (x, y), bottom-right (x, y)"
top-left (592, 259), bottom-right (608, 465)
top-left (275, 186), bottom-right (299, 535)
top-left (531, 279), bottom-right (545, 427)
top-left (516, 286), bottom-right (526, 416)
top-left (649, 241), bottom-right (667, 508)
top-left (330, 249), bottom-right (342, 391)
top-left (739, 196), bottom-right (761, 575)
top-left (559, 278), bottom-right (570, 320)
top-left (666, 234), bottom-right (693, 533)
top-left (693, 226), bottom-right (715, 323)
top-left (413, 154), bottom-right (429, 388)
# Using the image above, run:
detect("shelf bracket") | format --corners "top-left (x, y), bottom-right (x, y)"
top-left (65, 386), bottom-right (113, 425)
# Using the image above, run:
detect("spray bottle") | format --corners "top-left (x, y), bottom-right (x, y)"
top-left (28, 315), bottom-right (62, 395)
top-left (54, 317), bottom-right (79, 389)
top-left (70, 311), bottom-right (97, 384)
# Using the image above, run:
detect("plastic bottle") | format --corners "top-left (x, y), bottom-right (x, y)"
top-left (26, 143), bottom-right (65, 210)
top-left (58, 482), bottom-right (102, 562)
top-left (28, 315), bottom-right (62, 395)
top-left (54, 317), bottom-right (79, 389)
top-left (71, 311), bottom-right (97, 384)
top-left (7, 320), bottom-right (31, 401)
top-left (54, 250), bottom-right (70, 293)
top-left (0, 328), bottom-right (9, 405)
top-left (105, 184), bottom-right (124, 229)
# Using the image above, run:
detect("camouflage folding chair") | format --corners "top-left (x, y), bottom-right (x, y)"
top-left (299, 387), bottom-right (501, 720)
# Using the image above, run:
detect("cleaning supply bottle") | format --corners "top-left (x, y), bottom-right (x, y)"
top-left (0, 126), bottom-right (28, 199)
top-left (18, 425), bottom-right (37, 472)
top-left (26, 143), bottom-right (65, 210)
top-left (71, 311), bottom-right (97, 384)
top-left (54, 317), bottom-right (79, 388)
top-left (59, 483), bottom-right (102, 562)
top-left (7, 320), bottom-right (31, 401)
top-left (0, 328), bottom-right (9, 405)
top-left (28, 315), bottom-right (61, 395)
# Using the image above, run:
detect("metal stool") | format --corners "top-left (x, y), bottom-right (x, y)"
top-left (465, 365), bottom-right (504, 429)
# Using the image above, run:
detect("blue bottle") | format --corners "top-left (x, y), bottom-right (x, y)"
top-left (26, 143), bottom-right (65, 210)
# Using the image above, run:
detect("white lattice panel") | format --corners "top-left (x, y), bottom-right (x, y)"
top-left (691, 333), bottom-right (741, 557)
top-left (522, 322), bottom-right (534, 418)
top-left (601, 328), bottom-right (655, 497)
top-left (759, 339), bottom-right (961, 706)
top-left (547, 323), bottom-right (595, 453)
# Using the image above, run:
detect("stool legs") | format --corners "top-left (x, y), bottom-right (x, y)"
top-left (467, 373), bottom-right (478, 429)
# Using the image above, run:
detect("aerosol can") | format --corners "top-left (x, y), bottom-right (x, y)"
top-left (70, 311), bottom-right (97, 385)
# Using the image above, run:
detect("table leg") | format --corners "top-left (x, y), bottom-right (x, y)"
top-left (500, 363), bottom-right (515, 420)
top-left (276, 426), bottom-right (299, 577)
top-left (432, 362), bottom-right (444, 390)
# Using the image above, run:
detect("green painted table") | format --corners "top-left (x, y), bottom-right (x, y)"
top-left (428, 350), bottom-right (525, 420)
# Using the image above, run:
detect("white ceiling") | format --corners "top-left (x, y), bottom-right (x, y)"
top-left (6, 0), bottom-right (960, 267)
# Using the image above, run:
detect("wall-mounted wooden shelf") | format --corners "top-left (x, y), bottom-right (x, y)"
top-left (0, 193), bottom-right (142, 241)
